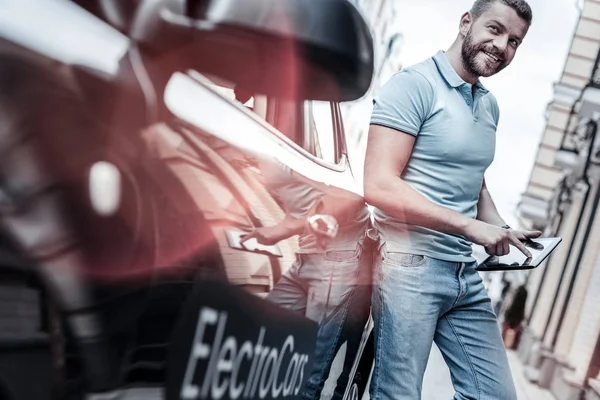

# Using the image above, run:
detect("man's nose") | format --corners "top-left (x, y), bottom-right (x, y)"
top-left (493, 34), bottom-right (508, 54)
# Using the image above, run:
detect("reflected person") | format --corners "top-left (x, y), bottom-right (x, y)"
top-left (241, 159), bottom-right (370, 400)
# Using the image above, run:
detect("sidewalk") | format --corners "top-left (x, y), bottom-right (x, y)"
top-left (328, 344), bottom-right (557, 399)
top-left (506, 350), bottom-right (556, 400)
top-left (422, 346), bottom-right (556, 400)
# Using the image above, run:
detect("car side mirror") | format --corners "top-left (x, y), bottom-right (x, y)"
top-left (130, 0), bottom-right (374, 102)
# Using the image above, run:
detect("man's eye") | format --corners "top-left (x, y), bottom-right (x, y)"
top-left (489, 25), bottom-right (499, 33)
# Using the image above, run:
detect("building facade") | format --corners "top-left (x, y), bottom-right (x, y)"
top-left (517, 1), bottom-right (600, 399)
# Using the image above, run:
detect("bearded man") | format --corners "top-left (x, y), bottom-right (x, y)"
top-left (363, 1), bottom-right (538, 399)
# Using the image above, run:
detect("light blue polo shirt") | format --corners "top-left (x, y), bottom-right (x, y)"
top-left (370, 50), bottom-right (499, 262)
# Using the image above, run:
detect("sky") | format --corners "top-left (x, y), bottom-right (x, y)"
top-left (375, 0), bottom-right (582, 227)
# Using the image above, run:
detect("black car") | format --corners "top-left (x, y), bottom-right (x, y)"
top-left (0, 1), bottom-right (375, 400)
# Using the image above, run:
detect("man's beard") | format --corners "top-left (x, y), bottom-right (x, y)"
top-left (461, 30), bottom-right (507, 78)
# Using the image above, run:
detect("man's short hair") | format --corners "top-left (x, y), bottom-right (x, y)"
top-left (470, 0), bottom-right (533, 26)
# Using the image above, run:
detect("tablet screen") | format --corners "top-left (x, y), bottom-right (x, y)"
top-left (480, 237), bottom-right (562, 268)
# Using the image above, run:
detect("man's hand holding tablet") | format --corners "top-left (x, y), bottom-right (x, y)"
top-left (475, 235), bottom-right (562, 271)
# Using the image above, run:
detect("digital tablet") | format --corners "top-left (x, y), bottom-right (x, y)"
top-left (476, 237), bottom-right (562, 271)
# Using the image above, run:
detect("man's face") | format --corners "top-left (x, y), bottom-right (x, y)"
top-left (461, 1), bottom-right (529, 78)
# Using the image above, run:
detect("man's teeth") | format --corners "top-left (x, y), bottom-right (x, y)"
top-left (484, 52), bottom-right (500, 62)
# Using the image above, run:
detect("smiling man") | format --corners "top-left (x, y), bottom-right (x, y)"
top-left (363, 1), bottom-right (537, 399)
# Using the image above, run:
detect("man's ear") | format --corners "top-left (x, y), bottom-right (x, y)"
top-left (459, 11), bottom-right (472, 37)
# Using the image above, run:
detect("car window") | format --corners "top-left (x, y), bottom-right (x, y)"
top-left (194, 78), bottom-right (340, 168)
top-left (266, 97), bottom-right (344, 166)
top-left (192, 74), bottom-right (342, 167)
top-left (305, 101), bottom-right (338, 164)
top-left (188, 71), bottom-right (265, 118)
top-left (269, 98), bottom-right (304, 148)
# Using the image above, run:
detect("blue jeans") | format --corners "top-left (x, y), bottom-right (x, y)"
top-left (370, 244), bottom-right (517, 400)
top-left (267, 242), bottom-right (371, 400)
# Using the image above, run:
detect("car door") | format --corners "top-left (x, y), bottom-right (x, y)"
top-left (0, 1), bottom-right (372, 398)
top-left (164, 72), bottom-right (363, 199)
top-left (155, 71), bottom-right (362, 287)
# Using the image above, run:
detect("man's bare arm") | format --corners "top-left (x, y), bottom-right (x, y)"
top-left (476, 179), bottom-right (543, 250)
top-left (363, 124), bottom-right (534, 257)
top-left (241, 193), bottom-right (365, 246)
top-left (476, 179), bottom-right (506, 227)
top-left (363, 124), bottom-right (472, 235)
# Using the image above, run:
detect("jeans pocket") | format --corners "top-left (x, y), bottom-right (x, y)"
top-left (324, 243), bottom-right (363, 262)
top-left (382, 249), bottom-right (426, 268)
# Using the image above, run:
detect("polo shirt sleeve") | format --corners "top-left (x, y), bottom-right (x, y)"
top-left (370, 69), bottom-right (434, 136)
top-left (490, 96), bottom-right (500, 126)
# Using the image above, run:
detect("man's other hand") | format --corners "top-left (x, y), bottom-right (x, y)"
top-left (464, 220), bottom-right (541, 258)
top-left (240, 226), bottom-right (293, 247)
top-left (510, 228), bottom-right (543, 249)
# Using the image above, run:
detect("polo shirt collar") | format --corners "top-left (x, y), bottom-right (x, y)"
top-left (432, 50), bottom-right (489, 95)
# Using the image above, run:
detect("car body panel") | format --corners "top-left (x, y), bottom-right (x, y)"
top-left (0, 1), bottom-right (368, 399)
